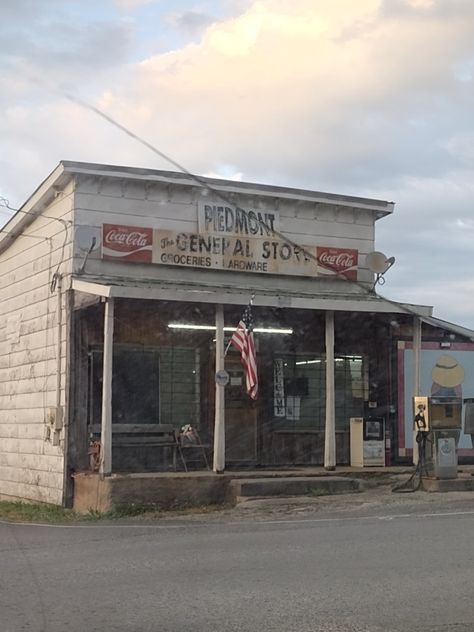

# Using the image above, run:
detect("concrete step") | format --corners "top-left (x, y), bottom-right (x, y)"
top-left (229, 476), bottom-right (366, 501)
top-left (422, 477), bottom-right (474, 492)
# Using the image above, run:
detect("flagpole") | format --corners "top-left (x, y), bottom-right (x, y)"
top-left (224, 294), bottom-right (255, 357)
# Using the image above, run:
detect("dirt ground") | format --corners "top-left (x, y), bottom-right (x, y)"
top-left (230, 484), bottom-right (474, 521)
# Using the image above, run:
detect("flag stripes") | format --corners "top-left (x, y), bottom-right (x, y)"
top-left (230, 304), bottom-right (258, 400)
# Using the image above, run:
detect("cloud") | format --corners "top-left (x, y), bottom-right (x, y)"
top-left (371, 168), bottom-right (474, 326)
top-left (115, 0), bottom-right (155, 8)
top-left (166, 10), bottom-right (216, 36)
top-left (203, 168), bottom-right (243, 181)
top-left (6, 0), bottom-right (474, 188)
top-left (443, 132), bottom-right (474, 165)
top-left (0, 0), bottom-right (135, 105)
top-left (2, 0), bottom-right (474, 327)
top-left (91, 0), bottom-right (474, 188)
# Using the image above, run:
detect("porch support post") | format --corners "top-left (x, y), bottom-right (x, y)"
top-left (100, 297), bottom-right (114, 476)
top-left (324, 310), bottom-right (336, 470)
top-left (213, 304), bottom-right (225, 473)
top-left (412, 316), bottom-right (422, 465)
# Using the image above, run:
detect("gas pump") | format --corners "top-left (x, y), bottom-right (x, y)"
top-left (394, 396), bottom-right (462, 493)
top-left (417, 396), bottom-right (462, 480)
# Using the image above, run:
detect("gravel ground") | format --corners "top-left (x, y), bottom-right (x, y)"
top-left (126, 475), bottom-right (474, 524)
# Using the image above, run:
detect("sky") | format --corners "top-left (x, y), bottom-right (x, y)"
top-left (1, 0), bottom-right (474, 328)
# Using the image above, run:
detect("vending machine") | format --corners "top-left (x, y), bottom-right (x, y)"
top-left (350, 417), bottom-right (385, 467)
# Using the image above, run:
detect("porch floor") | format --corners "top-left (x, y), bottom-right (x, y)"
top-left (72, 465), bottom-right (474, 513)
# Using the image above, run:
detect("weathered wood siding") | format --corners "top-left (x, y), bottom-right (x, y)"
top-left (73, 175), bottom-right (377, 290)
top-left (0, 184), bottom-right (74, 504)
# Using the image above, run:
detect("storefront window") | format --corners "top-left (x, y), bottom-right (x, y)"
top-left (89, 345), bottom-right (200, 428)
top-left (335, 356), bottom-right (367, 430)
top-left (272, 353), bottom-right (366, 431)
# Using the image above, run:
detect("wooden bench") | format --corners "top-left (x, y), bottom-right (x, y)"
top-left (89, 423), bottom-right (186, 471)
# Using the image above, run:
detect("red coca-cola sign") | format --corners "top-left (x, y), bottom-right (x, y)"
top-left (316, 247), bottom-right (358, 280)
top-left (102, 224), bottom-right (153, 262)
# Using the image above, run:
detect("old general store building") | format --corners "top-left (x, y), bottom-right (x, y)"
top-left (1, 161), bottom-right (474, 507)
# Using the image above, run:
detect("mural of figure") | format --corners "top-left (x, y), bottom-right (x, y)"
top-left (431, 354), bottom-right (468, 447)
top-left (431, 355), bottom-right (464, 397)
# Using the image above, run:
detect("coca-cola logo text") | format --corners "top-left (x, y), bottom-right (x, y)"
top-left (102, 224), bottom-right (153, 262)
top-left (316, 247), bottom-right (358, 280)
top-left (318, 252), bottom-right (355, 268)
top-left (105, 230), bottom-right (150, 248)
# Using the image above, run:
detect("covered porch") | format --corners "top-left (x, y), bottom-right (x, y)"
top-left (67, 277), bottom-right (426, 487)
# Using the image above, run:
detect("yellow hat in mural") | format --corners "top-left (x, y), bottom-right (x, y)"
top-left (431, 355), bottom-right (465, 388)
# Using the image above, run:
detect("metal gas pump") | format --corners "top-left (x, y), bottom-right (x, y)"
top-left (414, 395), bottom-right (462, 480)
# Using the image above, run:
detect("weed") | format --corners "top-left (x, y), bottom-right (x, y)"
top-left (0, 500), bottom-right (227, 524)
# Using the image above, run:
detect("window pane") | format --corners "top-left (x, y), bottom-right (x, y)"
top-left (89, 346), bottom-right (199, 428)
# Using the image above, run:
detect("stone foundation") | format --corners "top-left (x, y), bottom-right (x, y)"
top-left (72, 472), bottom-right (229, 513)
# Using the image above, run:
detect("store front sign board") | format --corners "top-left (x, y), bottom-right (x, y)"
top-left (101, 223), bottom-right (358, 280)
top-left (153, 229), bottom-right (319, 276)
top-left (197, 202), bottom-right (281, 239)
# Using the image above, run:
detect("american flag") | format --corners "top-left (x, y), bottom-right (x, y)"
top-left (230, 303), bottom-right (258, 400)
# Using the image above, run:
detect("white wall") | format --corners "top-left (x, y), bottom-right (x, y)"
top-left (0, 183), bottom-right (74, 504)
top-left (73, 175), bottom-right (377, 292)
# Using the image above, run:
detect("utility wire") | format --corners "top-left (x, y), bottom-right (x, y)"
top-left (0, 194), bottom-right (73, 226)
top-left (3, 75), bottom-right (430, 322)
top-left (65, 93), bottom-right (430, 321)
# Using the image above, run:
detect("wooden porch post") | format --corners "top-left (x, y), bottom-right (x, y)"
top-left (324, 310), bottom-right (336, 470)
top-left (100, 297), bottom-right (114, 476)
top-left (213, 304), bottom-right (225, 473)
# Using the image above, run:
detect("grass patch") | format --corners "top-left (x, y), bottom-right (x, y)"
top-left (0, 501), bottom-right (84, 523)
top-left (117, 502), bottom-right (230, 521)
top-left (0, 500), bottom-right (227, 524)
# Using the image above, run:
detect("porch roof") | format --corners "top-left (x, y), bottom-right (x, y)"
top-left (420, 315), bottom-right (474, 342)
top-left (71, 276), bottom-right (433, 317)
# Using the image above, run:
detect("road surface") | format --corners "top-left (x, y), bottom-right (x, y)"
top-left (2, 489), bottom-right (474, 632)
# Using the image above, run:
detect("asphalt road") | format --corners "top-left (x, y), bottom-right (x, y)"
top-left (2, 494), bottom-right (474, 632)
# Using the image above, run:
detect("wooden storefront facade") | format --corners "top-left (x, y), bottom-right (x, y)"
top-left (2, 160), bottom-right (474, 506)
top-left (68, 297), bottom-right (428, 473)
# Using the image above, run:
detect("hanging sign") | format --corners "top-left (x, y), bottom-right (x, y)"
top-left (274, 359), bottom-right (286, 417)
top-left (215, 369), bottom-right (230, 386)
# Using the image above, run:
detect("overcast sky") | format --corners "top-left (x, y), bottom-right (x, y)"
top-left (1, 0), bottom-right (474, 328)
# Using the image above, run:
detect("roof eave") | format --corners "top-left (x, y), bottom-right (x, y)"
top-left (0, 163), bottom-right (71, 256)
top-left (61, 160), bottom-right (394, 216)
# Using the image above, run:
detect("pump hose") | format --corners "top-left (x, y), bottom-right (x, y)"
top-left (392, 432), bottom-right (430, 493)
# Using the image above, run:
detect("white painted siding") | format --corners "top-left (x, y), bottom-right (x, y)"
top-left (73, 176), bottom-right (377, 291)
top-left (0, 183), bottom-right (74, 505)
top-left (0, 165), bottom-right (391, 505)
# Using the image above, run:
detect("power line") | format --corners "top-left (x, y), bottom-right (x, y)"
top-left (0, 192), bottom-right (74, 244)
top-left (4, 76), bottom-right (420, 320)
top-left (66, 94), bottom-right (425, 319)
top-left (0, 194), bottom-right (73, 226)
top-left (66, 96), bottom-right (364, 277)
